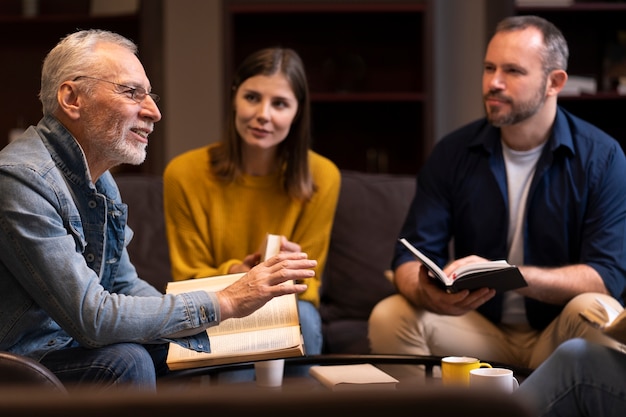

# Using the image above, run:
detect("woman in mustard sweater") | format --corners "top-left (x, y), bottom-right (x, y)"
top-left (163, 47), bottom-right (340, 355)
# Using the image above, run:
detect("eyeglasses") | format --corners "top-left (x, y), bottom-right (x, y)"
top-left (73, 76), bottom-right (160, 103)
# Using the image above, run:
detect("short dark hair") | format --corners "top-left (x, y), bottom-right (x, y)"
top-left (495, 15), bottom-right (569, 74)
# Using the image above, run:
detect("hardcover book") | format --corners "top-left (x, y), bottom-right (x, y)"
top-left (399, 238), bottom-right (527, 293)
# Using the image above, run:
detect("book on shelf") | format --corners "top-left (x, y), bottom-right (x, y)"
top-left (309, 363), bottom-right (399, 391)
top-left (559, 75), bottom-right (597, 97)
top-left (166, 234), bottom-right (305, 371)
top-left (579, 297), bottom-right (626, 345)
top-left (515, 0), bottom-right (573, 6)
top-left (399, 238), bottom-right (528, 294)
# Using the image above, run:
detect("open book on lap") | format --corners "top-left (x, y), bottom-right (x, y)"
top-left (165, 234), bottom-right (304, 370)
top-left (399, 238), bottom-right (528, 293)
top-left (580, 297), bottom-right (626, 345)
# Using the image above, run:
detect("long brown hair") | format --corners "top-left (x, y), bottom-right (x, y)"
top-left (211, 47), bottom-right (315, 201)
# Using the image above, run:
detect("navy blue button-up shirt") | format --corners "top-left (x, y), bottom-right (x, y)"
top-left (395, 107), bottom-right (626, 329)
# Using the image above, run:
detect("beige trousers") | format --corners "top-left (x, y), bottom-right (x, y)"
top-left (368, 292), bottom-right (624, 378)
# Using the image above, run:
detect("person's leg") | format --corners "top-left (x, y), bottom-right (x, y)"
top-left (530, 292), bottom-right (625, 368)
top-left (369, 295), bottom-right (523, 360)
top-left (368, 294), bottom-right (526, 380)
top-left (298, 300), bottom-right (322, 355)
top-left (40, 342), bottom-right (164, 391)
top-left (516, 338), bottom-right (626, 417)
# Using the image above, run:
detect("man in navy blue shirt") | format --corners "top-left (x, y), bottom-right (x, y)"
top-left (369, 15), bottom-right (626, 377)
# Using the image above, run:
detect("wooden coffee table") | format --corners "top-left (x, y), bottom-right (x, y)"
top-left (160, 354), bottom-right (532, 391)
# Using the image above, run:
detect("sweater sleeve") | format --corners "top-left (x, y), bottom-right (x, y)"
top-left (289, 152), bottom-right (341, 306)
top-left (163, 147), bottom-right (234, 281)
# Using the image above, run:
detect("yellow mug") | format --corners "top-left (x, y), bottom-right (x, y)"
top-left (441, 356), bottom-right (492, 386)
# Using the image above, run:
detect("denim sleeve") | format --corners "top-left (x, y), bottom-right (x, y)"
top-left (0, 165), bottom-right (220, 350)
top-left (111, 229), bottom-right (164, 298)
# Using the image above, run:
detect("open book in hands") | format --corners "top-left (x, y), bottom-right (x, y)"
top-left (165, 234), bottom-right (304, 370)
top-left (399, 238), bottom-right (527, 293)
top-left (580, 297), bottom-right (626, 345)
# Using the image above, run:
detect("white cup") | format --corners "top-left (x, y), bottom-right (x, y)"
top-left (254, 359), bottom-right (285, 388)
top-left (469, 367), bottom-right (519, 393)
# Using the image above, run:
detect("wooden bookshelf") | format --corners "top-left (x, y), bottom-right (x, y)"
top-left (224, 1), bottom-right (432, 174)
top-left (0, 0), bottom-right (165, 175)
top-left (515, 1), bottom-right (626, 148)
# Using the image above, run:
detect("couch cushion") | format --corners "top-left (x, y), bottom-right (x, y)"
top-left (115, 175), bottom-right (172, 293)
top-left (320, 170), bottom-right (416, 353)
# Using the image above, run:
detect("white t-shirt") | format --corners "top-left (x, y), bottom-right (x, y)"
top-left (501, 140), bottom-right (544, 324)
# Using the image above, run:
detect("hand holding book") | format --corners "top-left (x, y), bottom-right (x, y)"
top-left (165, 234), bottom-right (311, 370)
top-left (399, 238), bottom-right (527, 293)
top-left (216, 251), bottom-right (312, 320)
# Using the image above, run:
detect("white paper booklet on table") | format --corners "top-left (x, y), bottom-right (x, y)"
top-left (309, 363), bottom-right (398, 391)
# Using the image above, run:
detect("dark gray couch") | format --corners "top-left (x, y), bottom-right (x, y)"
top-left (116, 170), bottom-right (416, 354)
top-left (318, 171), bottom-right (415, 353)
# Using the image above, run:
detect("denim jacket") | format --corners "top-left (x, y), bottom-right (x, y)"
top-left (0, 116), bottom-right (216, 361)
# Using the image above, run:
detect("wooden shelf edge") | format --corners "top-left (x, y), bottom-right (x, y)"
top-left (0, 13), bottom-right (137, 24)
top-left (517, 3), bottom-right (626, 12)
top-left (559, 91), bottom-right (626, 100)
top-left (229, 2), bottom-right (427, 14)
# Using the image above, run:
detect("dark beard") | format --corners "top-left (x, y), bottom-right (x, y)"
top-left (484, 78), bottom-right (548, 127)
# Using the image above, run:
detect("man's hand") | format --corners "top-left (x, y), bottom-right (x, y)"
top-left (442, 255), bottom-right (491, 278)
top-left (395, 257), bottom-right (496, 316)
top-left (217, 252), bottom-right (315, 320)
top-left (415, 254), bottom-right (496, 315)
top-left (415, 264), bottom-right (496, 315)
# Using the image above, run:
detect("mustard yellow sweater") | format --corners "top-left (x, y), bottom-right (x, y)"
top-left (163, 144), bottom-right (341, 306)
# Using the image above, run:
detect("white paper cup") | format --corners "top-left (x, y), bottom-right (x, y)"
top-left (254, 359), bottom-right (284, 387)
top-left (469, 367), bottom-right (519, 393)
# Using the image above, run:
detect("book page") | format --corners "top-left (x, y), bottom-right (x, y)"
top-left (261, 233), bottom-right (282, 261)
top-left (580, 297), bottom-right (619, 328)
top-left (595, 297), bottom-right (620, 325)
top-left (207, 293), bottom-right (299, 336)
top-left (166, 273), bottom-right (245, 294)
top-left (169, 326), bottom-right (302, 359)
top-left (579, 297), bottom-right (626, 344)
top-left (167, 274), bottom-right (300, 334)
top-left (167, 326), bottom-right (303, 369)
top-left (204, 326), bottom-right (301, 353)
top-left (399, 238), bottom-right (450, 285)
top-left (452, 260), bottom-right (510, 279)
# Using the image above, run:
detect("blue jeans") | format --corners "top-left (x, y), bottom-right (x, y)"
top-left (40, 342), bottom-right (169, 391)
top-left (515, 338), bottom-right (626, 417)
top-left (298, 300), bottom-right (323, 355)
